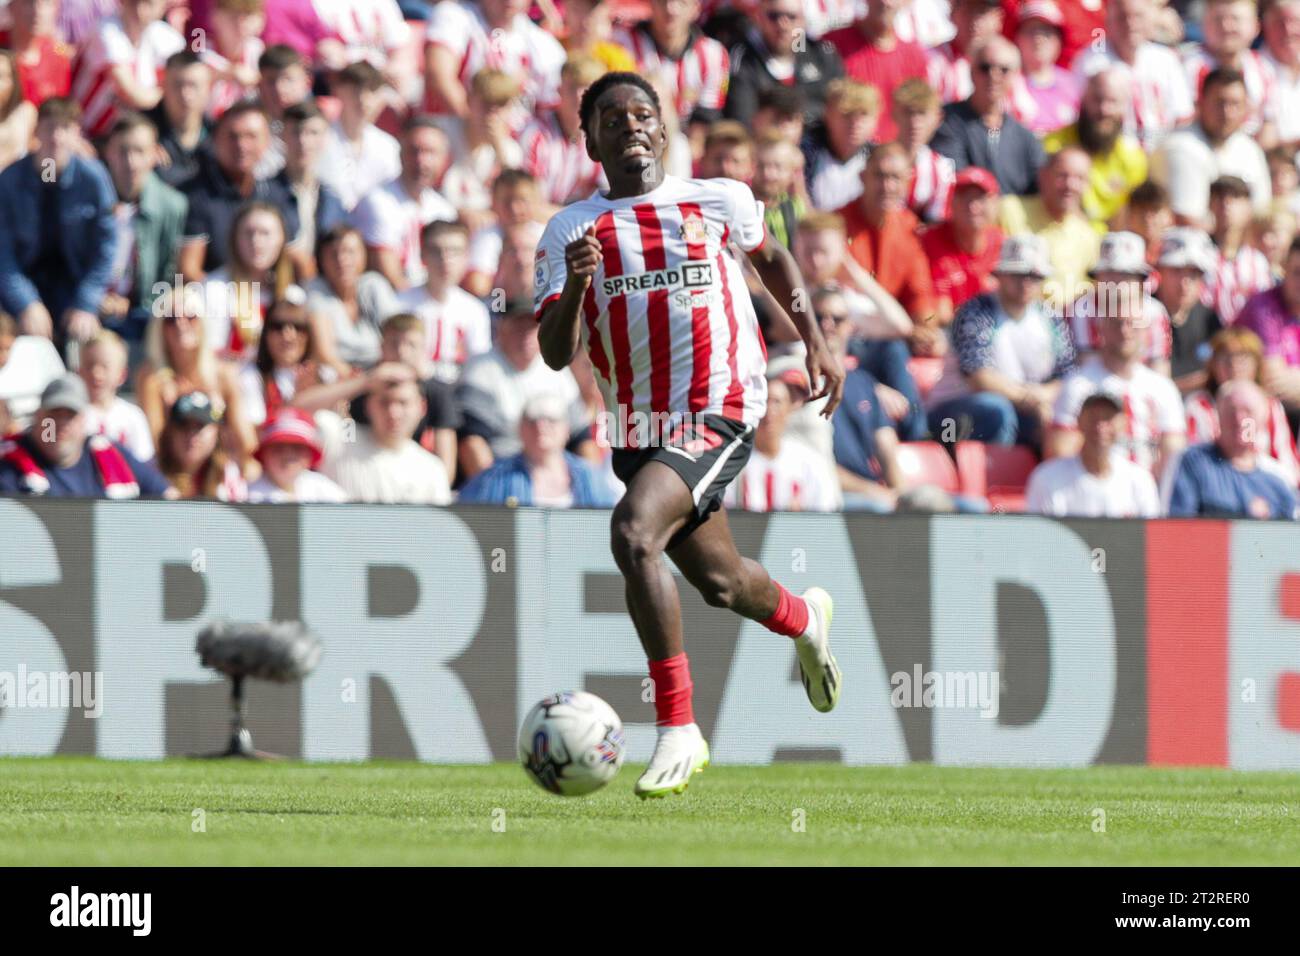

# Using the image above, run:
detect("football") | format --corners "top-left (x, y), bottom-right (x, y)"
top-left (518, 691), bottom-right (626, 796)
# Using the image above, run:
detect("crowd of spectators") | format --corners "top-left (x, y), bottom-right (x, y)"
top-left (1, 0), bottom-right (1299, 521)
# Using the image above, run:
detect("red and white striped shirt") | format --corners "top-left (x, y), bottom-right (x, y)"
top-left (396, 285), bottom-right (492, 384)
top-left (1185, 389), bottom-right (1300, 486)
top-left (199, 37), bottom-right (264, 118)
top-left (724, 442), bottom-right (840, 512)
top-left (1204, 245), bottom-right (1273, 326)
top-left (533, 176), bottom-right (770, 443)
top-left (1053, 357), bottom-right (1187, 475)
top-left (1070, 293), bottom-right (1173, 366)
top-left (314, 0), bottom-right (410, 69)
top-left (613, 24), bottom-right (730, 125)
top-left (350, 178), bottom-right (458, 288)
top-left (519, 111), bottom-right (606, 207)
top-left (1182, 46), bottom-right (1277, 139)
top-left (424, 1), bottom-right (566, 113)
top-left (927, 42), bottom-right (972, 105)
top-left (70, 17), bottom-right (185, 139)
top-left (907, 145), bottom-right (956, 224)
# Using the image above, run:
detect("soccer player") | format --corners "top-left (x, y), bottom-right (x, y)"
top-left (535, 73), bottom-right (846, 799)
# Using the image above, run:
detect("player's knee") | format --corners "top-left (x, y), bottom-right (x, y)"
top-left (610, 511), bottom-right (660, 571)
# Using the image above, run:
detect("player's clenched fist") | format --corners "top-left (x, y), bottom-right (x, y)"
top-left (565, 225), bottom-right (603, 284)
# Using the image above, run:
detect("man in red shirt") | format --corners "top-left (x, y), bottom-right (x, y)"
top-left (5, 0), bottom-right (72, 106)
top-left (920, 166), bottom-right (1005, 322)
top-left (823, 0), bottom-right (928, 143)
top-left (837, 142), bottom-right (941, 354)
top-left (1002, 0), bottom-right (1106, 69)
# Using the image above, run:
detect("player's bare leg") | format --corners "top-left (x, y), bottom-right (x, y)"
top-left (667, 508), bottom-right (841, 714)
top-left (609, 461), bottom-right (694, 660)
top-left (609, 463), bottom-right (713, 798)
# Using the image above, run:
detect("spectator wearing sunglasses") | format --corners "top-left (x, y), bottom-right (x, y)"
top-left (725, 0), bottom-right (845, 128)
top-left (931, 36), bottom-right (1045, 197)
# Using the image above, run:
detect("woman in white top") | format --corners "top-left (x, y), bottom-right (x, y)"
top-left (237, 300), bottom-right (338, 427)
top-left (305, 224), bottom-right (399, 370)
top-left (199, 201), bottom-right (306, 363)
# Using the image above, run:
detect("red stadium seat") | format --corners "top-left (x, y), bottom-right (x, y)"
top-left (894, 441), bottom-right (962, 494)
top-left (956, 442), bottom-right (1039, 512)
top-left (906, 356), bottom-right (945, 401)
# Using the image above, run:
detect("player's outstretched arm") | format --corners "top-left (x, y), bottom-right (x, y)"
top-left (746, 231), bottom-right (845, 417)
top-left (539, 226), bottom-right (602, 371)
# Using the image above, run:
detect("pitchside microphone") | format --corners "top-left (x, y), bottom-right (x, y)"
top-left (195, 620), bottom-right (323, 759)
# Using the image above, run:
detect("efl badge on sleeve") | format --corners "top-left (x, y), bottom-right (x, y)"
top-left (534, 248), bottom-right (550, 290)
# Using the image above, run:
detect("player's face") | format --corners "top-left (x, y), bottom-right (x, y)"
top-left (588, 84), bottom-right (668, 187)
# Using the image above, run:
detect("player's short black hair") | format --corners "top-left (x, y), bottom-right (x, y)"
top-left (578, 72), bottom-right (662, 136)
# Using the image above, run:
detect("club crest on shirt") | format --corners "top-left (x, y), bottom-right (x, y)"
top-left (679, 213), bottom-right (709, 245)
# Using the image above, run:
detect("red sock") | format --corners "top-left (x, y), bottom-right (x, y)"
top-left (760, 583), bottom-right (810, 638)
top-left (648, 652), bottom-right (695, 727)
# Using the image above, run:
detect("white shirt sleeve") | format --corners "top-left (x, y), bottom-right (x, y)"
top-left (350, 189), bottom-right (401, 250)
top-left (720, 178), bottom-right (766, 252)
top-left (1156, 378), bottom-right (1188, 436)
top-left (1051, 375), bottom-right (1086, 428)
top-left (1024, 462), bottom-right (1054, 515)
top-left (533, 213), bottom-right (585, 316)
top-left (1134, 466), bottom-right (1162, 517)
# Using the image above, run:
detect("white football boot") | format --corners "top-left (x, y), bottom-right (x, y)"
top-left (634, 723), bottom-right (710, 799)
top-left (794, 587), bottom-right (841, 712)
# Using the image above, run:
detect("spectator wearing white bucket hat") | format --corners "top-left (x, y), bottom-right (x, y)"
top-left (926, 233), bottom-right (1075, 449)
top-left (1069, 230), bottom-right (1173, 376)
top-left (1154, 227), bottom-right (1224, 391)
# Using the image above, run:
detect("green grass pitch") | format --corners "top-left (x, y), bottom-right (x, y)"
top-left (2, 757), bottom-right (1298, 866)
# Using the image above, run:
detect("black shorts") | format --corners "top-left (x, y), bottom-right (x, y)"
top-left (611, 414), bottom-right (755, 549)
